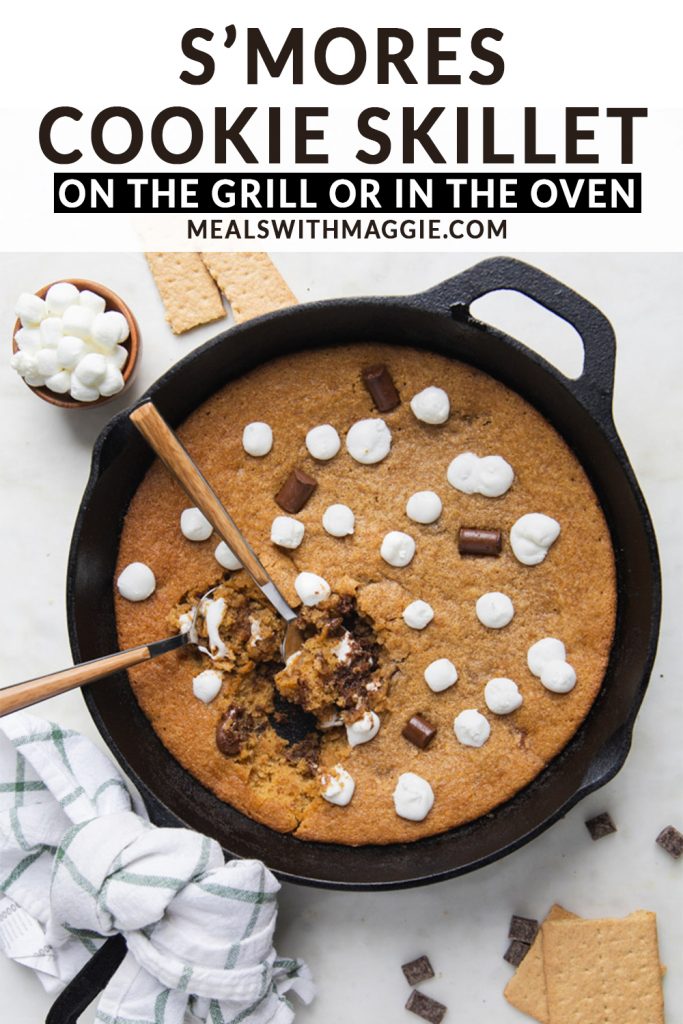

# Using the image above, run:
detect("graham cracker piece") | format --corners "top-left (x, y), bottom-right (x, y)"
top-left (542, 911), bottom-right (664, 1024)
top-left (505, 905), bottom-right (578, 1023)
top-left (145, 252), bottom-right (226, 334)
top-left (200, 252), bottom-right (297, 323)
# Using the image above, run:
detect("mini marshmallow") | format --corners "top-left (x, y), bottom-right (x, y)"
top-left (322, 504), bottom-right (355, 537)
top-left (540, 659), bottom-right (577, 693)
top-left (78, 289), bottom-right (107, 316)
top-left (321, 765), bottom-right (356, 806)
top-left (91, 310), bottom-right (129, 349)
top-left (295, 571), bottom-right (331, 607)
top-left (406, 490), bottom-right (442, 524)
top-left (476, 591), bottom-right (515, 629)
top-left (75, 352), bottom-right (107, 387)
top-left (56, 335), bottom-right (87, 370)
top-left (271, 516), bottom-right (305, 549)
top-left (10, 351), bottom-right (35, 377)
top-left (410, 386), bottom-right (450, 425)
top-left (454, 708), bottom-right (491, 747)
top-left (24, 369), bottom-right (48, 388)
top-left (485, 678), bottom-right (523, 715)
top-left (180, 507), bottom-right (213, 542)
top-left (62, 304), bottom-right (95, 341)
top-left (45, 370), bottom-right (72, 395)
top-left (39, 317), bottom-right (64, 348)
top-left (305, 424), bottom-right (340, 461)
top-left (527, 637), bottom-right (567, 676)
top-left (510, 513), bottom-right (561, 565)
top-left (346, 418), bottom-right (392, 464)
top-left (110, 344), bottom-right (129, 371)
top-left (35, 348), bottom-right (60, 378)
top-left (14, 326), bottom-right (42, 352)
top-left (393, 772), bottom-right (434, 821)
top-left (214, 542), bottom-right (242, 571)
top-left (45, 281), bottom-right (80, 316)
top-left (117, 562), bottom-right (156, 601)
top-left (192, 669), bottom-right (223, 704)
top-left (380, 531), bottom-right (416, 567)
top-left (242, 422), bottom-right (273, 457)
top-left (403, 600), bottom-right (434, 630)
top-left (332, 632), bottom-right (355, 663)
top-left (447, 452), bottom-right (514, 497)
top-left (98, 365), bottom-right (125, 398)
top-left (69, 375), bottom-right (100, 402)
top-left (424, 658), bottom-right (458, 693)
top-left (346, 710), bottom-right (380, 747)
top-left (15, 292), bottom-right (48, 326)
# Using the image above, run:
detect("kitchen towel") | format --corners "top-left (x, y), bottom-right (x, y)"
top-left (0, 712), bottom-right (314, 1023)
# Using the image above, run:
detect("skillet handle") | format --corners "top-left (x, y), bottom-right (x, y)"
top-left (46, 935), bottom-right (127, 1024)
top-left (417, 257), bottom-right (617, 422)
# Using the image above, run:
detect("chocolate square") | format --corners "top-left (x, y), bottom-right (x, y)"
top-left (656, 825), bottom-right (683, 860)
top-left (405, 989), bottom-right (447, 1023)
top-left (503, 939), bottom-right (531, 967)
top-left (402, 955), bottom-right (435, 986)
top-left (508, 915), bottom-right (539, 944)
top-left (585, 812), bottom-right (617, 841)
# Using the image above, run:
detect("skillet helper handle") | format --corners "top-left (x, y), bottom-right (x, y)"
top-left (46, 935), bottom-right (128, 1024)
top-left (130, 401), bottom-right (270, 586)
top-left (419, 256), bottom-right (617, 421)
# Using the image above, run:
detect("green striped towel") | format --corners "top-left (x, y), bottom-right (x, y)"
top-left (0, 712), bottom-right (314, 1023)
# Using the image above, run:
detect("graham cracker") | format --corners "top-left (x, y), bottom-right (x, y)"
top-left (542, 911), bottom-right (664, 1024)
top-left (200, 252), bottom-right (297, 323)
top-left (145, 252), bottom-right (226, 334)
top-left (504, 905), bottom-right (578, 1024)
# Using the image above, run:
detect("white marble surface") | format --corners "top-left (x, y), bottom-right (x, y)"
top-left (1, 252), bottom-right (681, 1023)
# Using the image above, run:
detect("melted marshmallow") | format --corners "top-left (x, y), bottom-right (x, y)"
top-left (305, 424), bottom-right (341, 460)
top-left (484, 678), bottom-right (523, 715)
top-left (405, 490), bottom-right (442, 524)
top-left (202, 597), bottom-right (227, 659)
top-left (322, 504), bottom-right (355, 537)
top-left (295, 572), bottom-right (331, 606)
top-left (510, 513), bottom-right (561, 565)
top-left (345, 418), bottom-right (392, 464)
top-left (403, 600), bottom-right (434, 629)
top-left (410, 386), bottom-right (450, 424)
top-left (424, 658), bottom-right (458, 692)
top-left (527, 637), bottom-right (566, 676)
top-left (476, 592), bottom-right (515, 629)
top-left (180, 507), bottom-right (213, 542)
top-left (346, 710), bottom-right (380, 747)
top-left (271, 516), bottom-right (305, 549)
top-left (453, 709), bottom-right (491, 747)
top-left (192, 669), bottom-right (223, 704)
top-left (320, 764), bottom-right (356, 806)
top-left (117, 562), bottom-right (155, 602)
top-left (447, 452), bottom-right (514, 497)
top-left (393, 772), bottom-right (434, 821)
top-left (242, 422), bottom-right (273, 456)
top-left (380, 531), bottom-right (416, 567)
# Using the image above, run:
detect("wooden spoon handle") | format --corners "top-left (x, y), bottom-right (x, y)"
top-left (130, 401), bottom-right (270, 586)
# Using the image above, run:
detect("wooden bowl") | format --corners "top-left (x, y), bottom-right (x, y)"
top-left (11, 279), bottom-right (140, 409)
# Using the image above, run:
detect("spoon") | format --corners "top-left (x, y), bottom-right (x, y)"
top-left (129, 401), bottom-right (303, 663)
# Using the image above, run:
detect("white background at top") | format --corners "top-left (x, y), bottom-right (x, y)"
top-left (0, 251), bottom-right (681, 1022)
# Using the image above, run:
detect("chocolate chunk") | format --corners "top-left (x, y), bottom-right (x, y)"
top-left (402, 955), bottom-right (435, 986)
top-left (458, 527), bottom-right (502, 556)
top-left (405, 990), bottom-right (447, 1024)
top-left (275, 467), bottom-right (317, 513)
top-left (656, 825), bottom-right (683, 860)
top-left (585, 812), bottom-right (617, 841)
top-left (362, 363), bottom-right (400, 412)
top-left (216, 706), bottom-right (252, 756)
top-left (503, 939), bottom-right (531, 967)
top-left (402, 714), bottom-right (437, 750)
top-left (508, 915), bottom-right (539, 944)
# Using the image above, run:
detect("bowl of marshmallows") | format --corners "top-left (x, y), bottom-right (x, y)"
top-left (11, 279), bottom-right (139, 408)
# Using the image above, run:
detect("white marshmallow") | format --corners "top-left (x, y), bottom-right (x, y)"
top-left (39, 317), bottom-right (64, 348)
top-left (510, 513), bottom-right (561, 565)
top-left (10, 351), bottom-right (35, 377)
top-left (527, 638), bottom-right (567, 677)
top-left (57, 335), bottom-right (87, 370)
top-left (91, 310), bottom-right (129, 348)
top-left (192, 669), bottom-right (223, 704)
top-left (424, 658), bottom-right (458, 692)
top-left (305, 424), bottom-right (340, 461)
top-left (214, 541), bottom-right (242, 571)
top-left (380, 531), bottom-right (416, 567)
top-left (346, 710), bottom-right (380, 747)
top-left (294, 571), bottom-right (331, 607)
top-left (320, 764), bottom-right (356, 806)
top-left (15, 292), bottom-right (48, 326)
top-left (322, 504), bottom-right (355, 537)
top-left (35, 349), bottom-right (60, 378)
top-left (346, 418), bottom-right (392, 464)
top-left (117, 562), bottom-right (156, 601)
top-left (180, 507), bottom-right (213, 542)
top-left (201, 597), bottom-right (227, 659)
top-left (403, 600), bottom-right (434, 630)
top-left (45, 370), bottom-right (72, 395)
top-left (453, 708), bottom-right (491, 747)
top-left (75, 352), bottom-right (107, 387)
top-left (540, 659), bottom-right (577, 694)
top-left (405, 490), bottom-right (442, 524)
top-left (78, 289), bottom-right (107, 316)
top-left (476, 591), bottom-right (515, 629)
top-left (69, 374), bottom-right (100, 402)
top-left (393, 772), bottom-right (434, 821)
top-left (271, 516), bottom-right (305, 549)
top-left (410, 386), bottom-right (450, 425)
top-left (332, 631), bottom-right (355, 663)
top-left (98, 365), bottom-right (125, 397)
top-left (110, 344), bottom-right (129, 371)
top-left (447, 452), bottom-right (514, 497)
top-left (242, 422), bottom-right (273, 457)
top-left (45, 281), bottom-right (79, 316)
top-left (485, 678), bottom-right (523, 715)
top-left (62, 304), bottom-right (95, 341)
top-left (14, 326), bottom-right (42, 352)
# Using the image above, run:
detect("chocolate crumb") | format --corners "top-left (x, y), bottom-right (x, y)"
top-left (216, 706), bottom-right (252, 757)
top-left (508, 915), bottom-right (539, 944)
top-left (405, 989), bottom-right (447, 1023)
top-left (585, 812), bottom-right (617, 841)
top-left (504, 939), bottom-right (531, 967)
top-left (401, 955), bottom-right (434, 986)
top-left (656, 825), bottom-right (683, 860)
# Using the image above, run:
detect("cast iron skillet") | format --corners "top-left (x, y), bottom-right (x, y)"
top-left (67, 258), bottom-right (660, 893)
